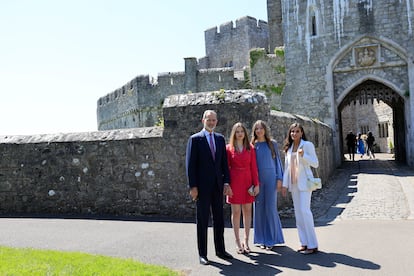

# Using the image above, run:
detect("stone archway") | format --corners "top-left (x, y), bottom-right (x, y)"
top-left (338, 80), bottom-right (406, 163)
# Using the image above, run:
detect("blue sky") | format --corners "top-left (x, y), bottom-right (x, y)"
top-left (0, 0), bottom-right (267, 135)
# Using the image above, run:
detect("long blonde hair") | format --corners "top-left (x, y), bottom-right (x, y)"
top-left (251, 120), bottom-right (276, 159)
top-left (229, 122), bottom-right (251, 150)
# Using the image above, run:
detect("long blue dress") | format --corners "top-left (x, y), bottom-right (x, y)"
top-left (357, 138), bottom-right (365, 155)
top-left (253, 141), bottom-right (285, 246)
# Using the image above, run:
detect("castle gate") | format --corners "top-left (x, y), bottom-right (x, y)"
top-left (328, 36), bottom-right (411, 165)
top-left (338, 80), bottom-right (406, 163)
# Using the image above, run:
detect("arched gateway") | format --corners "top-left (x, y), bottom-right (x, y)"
top-left (339, 80), bottom-right (406, 162)
top-left (278, 1), bottom-right (414, 168)
top-left (328, 36), bottom-right (411, 165)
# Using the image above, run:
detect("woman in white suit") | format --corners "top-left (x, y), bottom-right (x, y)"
top-left (281, 122), bottom-right (319, 254)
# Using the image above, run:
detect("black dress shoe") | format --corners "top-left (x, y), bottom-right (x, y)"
top-left (199, 256), bottom-right (209, 265)
top-left (216, 251), bottom-right (233, 260)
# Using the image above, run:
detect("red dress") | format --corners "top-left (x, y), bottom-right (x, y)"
top-left (226, 144), bottom-right (259, 204)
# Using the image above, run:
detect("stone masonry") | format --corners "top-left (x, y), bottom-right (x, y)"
top-left (279, 0), bottom-right (414, 165)
top-left (0, 90), bottom-right (333, 219)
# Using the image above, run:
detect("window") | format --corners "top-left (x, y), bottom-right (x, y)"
top-left (360, 125), bottom-right (369, 134)
top-left (223, 61), bottom-right (233, 68)
top-left (311, 15), bottom-right (317, 36)
top-left (308, 7), bottom-right (318, 37)
top-left (378, 122), bottom-right (389, 138)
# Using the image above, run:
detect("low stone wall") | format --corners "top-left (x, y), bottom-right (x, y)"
top-left (0, 90), bottom-right (334, 220)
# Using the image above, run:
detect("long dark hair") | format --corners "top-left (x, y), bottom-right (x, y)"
top-left (251, 120), bottom-right (276, 159)
top-left (283, 122), bottom-right (307, 153)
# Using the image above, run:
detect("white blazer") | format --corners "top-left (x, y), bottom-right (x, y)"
top-left (282, 139), bottom-right (319, 192)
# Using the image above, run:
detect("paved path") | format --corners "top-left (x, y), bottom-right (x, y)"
top-left (1, 154), bottom-right (414, 275)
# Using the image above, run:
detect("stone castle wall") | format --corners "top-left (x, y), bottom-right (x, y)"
top-left (97, 63), bottom-right (245, 131)
top-left (97, 16), bottom-right (271, 132)
top-left (200, 16), bottom-right (269, 70)
top-left (342, 100), bottom-right (394, 153)
top-left (281, 0), bottom-right (412, 125)
top-left (250, 47), bottom-right (285, 110)
top-left (279, 0), bottom-right (414, 165)
top-left (1, 91), bottom-right (334, 220)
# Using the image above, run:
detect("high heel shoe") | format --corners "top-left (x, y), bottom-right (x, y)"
top-left (242, 242), bottom-right (251, 254)
top-left (235, 239), bottom-right (244, 254)
top-left (297, 245), bottom-right (307, 252)
top-left (302, 248), bottom-right (318, 255)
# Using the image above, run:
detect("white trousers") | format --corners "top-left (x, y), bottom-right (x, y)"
top-left (291, 185), bottom-right (318, 249)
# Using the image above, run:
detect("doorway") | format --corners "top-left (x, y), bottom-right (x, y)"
top-left (338, 80), bottom-right (406, 163)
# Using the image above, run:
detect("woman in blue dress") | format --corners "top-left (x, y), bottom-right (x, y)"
top-left (357, 133), bottom-right (365, 158)
top-left (251, 120), bottom-right (285, 250)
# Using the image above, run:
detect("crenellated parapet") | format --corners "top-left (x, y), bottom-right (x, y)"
top-left (96, 59), bottom-right (245, 131)
top-left (203, 16), bottom-right (269, 70)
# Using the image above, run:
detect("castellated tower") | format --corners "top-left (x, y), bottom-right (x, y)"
top-left (267, 0), bottom-right (283, 52)
top-left (97, 16), bottom-right (268, 132)
top-left (281, 0), bottom-right (414, 164)
top-left (199, 16), bottom-right (269, 70)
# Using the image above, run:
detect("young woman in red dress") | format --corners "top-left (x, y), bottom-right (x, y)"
top-left (226, 122), bottom-right (260, 254)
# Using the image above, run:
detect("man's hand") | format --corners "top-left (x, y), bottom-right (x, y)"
top-left (190, 187), bottom-right (198, 201)
top-left (224, 184), bottom-right (233, 197)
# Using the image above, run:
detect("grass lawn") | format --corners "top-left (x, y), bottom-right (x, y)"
top-left (0, 246), bottom-right (181, 275)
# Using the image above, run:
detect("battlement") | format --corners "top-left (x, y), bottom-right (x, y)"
top-left (97, 75), bottom-right (157, 107)
top-left (97, 16), bottom-right (268, 131)
top-left (205, 16), bottom-right (268, 38)
top-left (96, 58), bottom-right (245, 130)
top-left (204, 16), bottom-right (269, 70)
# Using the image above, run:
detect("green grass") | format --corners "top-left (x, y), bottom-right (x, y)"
top-left (0, 246), bottom-right (180, 275)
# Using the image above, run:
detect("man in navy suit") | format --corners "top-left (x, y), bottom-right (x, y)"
top-left (186, 110), bottom-right (234, 265)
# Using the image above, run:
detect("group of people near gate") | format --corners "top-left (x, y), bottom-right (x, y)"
top-left (345, 130), bottom-right (376, 161)
top-left (185, 110), bottom-right (320, 265)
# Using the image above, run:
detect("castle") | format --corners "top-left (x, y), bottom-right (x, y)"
top-left (96, 16), bottom-right (269, 131)
top-left (98, 0), bottom-right (414, 167)
top-left (2, 0), bottom-right (414, 219)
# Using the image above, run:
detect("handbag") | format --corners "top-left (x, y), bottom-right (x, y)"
top-left (248, 185), bottom-right (255, 196)
top-left (306, 175), bottom-right (322, 191)
top-left (297, 145), bottom-right (322, 191)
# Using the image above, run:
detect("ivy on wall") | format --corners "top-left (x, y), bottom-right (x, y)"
top-left (250, 48), bottom-right (266, 68)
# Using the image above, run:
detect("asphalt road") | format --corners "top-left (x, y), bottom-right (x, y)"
top-left (1, 153), bottom-right (413, 275)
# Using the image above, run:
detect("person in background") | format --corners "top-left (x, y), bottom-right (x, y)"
top-left (251, 120), bottom-right (285, 250)
top-left (281, 122), bottom-right (319, 255)
top-left (186, 110), bottom-right (233, 265)
top-left (226, 122), bottom-right (259, 254)
top-left (366, 131), bottom-right (376, 159)
top-left (357, 133), bottom-right (365, 158)
top-left (345, 131), bottom-right (357, 161)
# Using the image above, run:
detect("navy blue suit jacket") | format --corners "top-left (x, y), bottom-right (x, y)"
top-left (186, 130), bottom-right (230, 198)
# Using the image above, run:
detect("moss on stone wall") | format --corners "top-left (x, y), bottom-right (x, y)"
top-left (275, 47), bottom-right (284, 57)
top-left (243, 70), bottom-right (252, 89)
top-left (250, 48), bottom-right (266, 68)
top-left (274, 65), bottom-right (285, 74)
top-left (257, 83), bottom-right (285, 95)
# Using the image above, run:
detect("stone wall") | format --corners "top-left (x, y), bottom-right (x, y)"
top-left (280, 0), bottom-right (414, 166)
top-left (0, 91), bottom-right (334, 220)
top-left (281, 0), bottom-right (412, 124)
top-left (201, 16), bottom-right (269, 70)
top-left (250, 47), bottom-right (285, 110)
top-left (97, 64), bottom-right (245, 131)
top-left (342, 100), bottom-right (393, 153)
